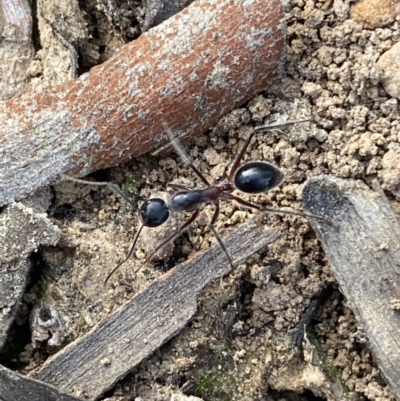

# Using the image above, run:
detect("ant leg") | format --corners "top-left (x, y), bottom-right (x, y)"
top-left (253, 119), bottom-right (310, 134)
top-left (104, 224), bottom-right (144, 285)
top-left (231, 194), bottom-right (337, 227)
top-left (227, 131), bottom-right (258, 181)
top-left (60, 174), bottom-right (137, 208)
top-left (167, 183), bottom-right (192, 192)
top-left (105, 210), bottom-right (200, 284)
top-left (209, 202), bottom-right (234, 268)
top-left (136, 209), bottom-right (201, 271)
top-left (227, 119), bottom-right (310, 181)
top-left (162, 123), bottom-right (211, 187)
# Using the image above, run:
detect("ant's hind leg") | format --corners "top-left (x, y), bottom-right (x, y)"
top-left (231, 194), bottom-right (337, 227)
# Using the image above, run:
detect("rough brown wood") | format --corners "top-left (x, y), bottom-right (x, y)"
top-left (0, 0), bottom-right (285, 206)
top-left (0, 363), bottom-right (84, 401)
top-left (31, 219), bottom-right (281, 399)
top-left (302, 175), bottom-right (400, 401)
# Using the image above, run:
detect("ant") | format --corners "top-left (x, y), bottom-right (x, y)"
top-left (61, 120), bottom-right (332, 285)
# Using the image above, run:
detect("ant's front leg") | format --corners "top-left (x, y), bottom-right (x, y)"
top-left (140, 209), bottom-right (200, 267)
top-left (104, 224), bottom-right (145, 285)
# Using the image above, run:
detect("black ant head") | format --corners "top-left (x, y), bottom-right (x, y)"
top-left (233, 161), bottom-right (284, 194)
top-left (139, 198), bottom-right (169, 227)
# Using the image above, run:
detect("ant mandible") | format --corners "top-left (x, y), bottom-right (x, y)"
top-left (61, 120), bottom-right (331, 285)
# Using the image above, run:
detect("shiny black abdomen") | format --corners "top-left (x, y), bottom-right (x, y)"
top-left (234, 161), bottom-right (284, 194)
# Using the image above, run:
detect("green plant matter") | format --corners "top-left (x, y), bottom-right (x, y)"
top-left (193, 372), bottom-right (236, 401)
top-left (122, 179), bottom-right (139, 196)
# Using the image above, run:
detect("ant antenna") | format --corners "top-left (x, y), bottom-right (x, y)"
top-left (59, 174), bottom-right (137, 207)
top-left (104, 224), bottom-right (144, 285)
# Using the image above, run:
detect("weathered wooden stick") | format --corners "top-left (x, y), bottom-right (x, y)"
top-left (31, 220), bottom-right (281, 399)
top-left (0, 0), bottom-right (285, 206)
top-left (303, 175), bottom-right (400, 400)
top-left (1, 0), bottom-right (32, 36)
top-left (0, 363), bottom-right (84, 401)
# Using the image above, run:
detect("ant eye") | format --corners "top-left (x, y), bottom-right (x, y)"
top-left (234, 161), bottom-right (284, 194)
top-left (139, 199), bottom-right (169, 227)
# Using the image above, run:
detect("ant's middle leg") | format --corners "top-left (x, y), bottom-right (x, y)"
top-left (167, 183), bottom-right (192, 192)
top-left (208, 202), bottom-right (234, 268)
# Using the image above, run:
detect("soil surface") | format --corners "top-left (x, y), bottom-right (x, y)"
top-left (1, 0), bottom-right (400, 400)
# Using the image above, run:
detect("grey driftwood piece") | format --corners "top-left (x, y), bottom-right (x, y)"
top-left (302, 175), bottom-right (400, 400)
top-left (0, 363), bottom-right (84, 401)
top-left (0, 200), bottom-right (59, 350)
top-left (31, 220), bottom-right (281, 399)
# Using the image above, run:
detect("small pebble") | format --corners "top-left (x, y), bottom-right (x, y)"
top-left (351, 0), bottom-right (399, 29)
top-left (377, 42), bottom-right (400, 99)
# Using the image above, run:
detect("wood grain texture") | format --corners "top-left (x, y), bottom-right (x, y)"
top-left (303, 175), bottom-right (400, 400)
top-left (31, 220), bottom-right (281, 399)
top-left (1, 0), bottom-right (32, 36)
top-left (0, 363), bottom-right (84, 401)
top-left (0, 0), bottom-right (285, 206)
